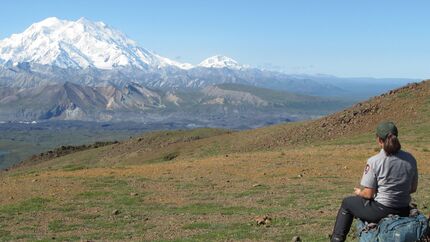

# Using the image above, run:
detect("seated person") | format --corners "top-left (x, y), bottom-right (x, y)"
top-left (331, 122), bottom-right (418, 242)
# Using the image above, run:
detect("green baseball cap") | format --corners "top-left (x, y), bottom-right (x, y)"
top-left (376, 121), bottom-right (398, 139)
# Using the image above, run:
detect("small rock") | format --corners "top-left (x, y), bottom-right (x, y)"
top-left (32, 179), bottom-right (38, 182)
top-left (291, 236), bottom-right (301, 242)
top-left (255, 215), bottom-right (272, 226)
top-left (112, 209), bottom-right (120, 215)
top-left (252, 184), bottom-right (261, 188)
top-left (130, 192), bottom-right (138, 196)
top-left (255, 217), bottom-right (266, 225)
top-left (297, 174), bottom-right (303, 178)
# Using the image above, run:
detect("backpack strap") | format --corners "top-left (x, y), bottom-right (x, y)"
top-left (357, 219), bottom-right (379, 239)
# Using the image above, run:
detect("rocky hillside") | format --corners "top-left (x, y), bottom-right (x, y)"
top-left (0, 82), bottom-right (163, 121)
top-left (234, 80), bottom-right (429, 149)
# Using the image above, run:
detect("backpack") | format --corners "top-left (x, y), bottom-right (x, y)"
top-left (356, 211), bottom-right (429, 242)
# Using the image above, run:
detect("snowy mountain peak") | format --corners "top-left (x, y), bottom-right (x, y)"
top-left (76, 17), bottom-right (93, 24)
top-left (198, 55), bottom-right (244, 69)
top-left (34, 16), bottom-right (63, 26)
top-left (0, 17), bottom-right (193, 70)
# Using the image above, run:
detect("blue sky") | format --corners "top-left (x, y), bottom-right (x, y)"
top-left (0, 0), bottom-right (429, 78)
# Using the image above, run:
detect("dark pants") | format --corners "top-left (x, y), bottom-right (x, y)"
top-left (331, 196), bottom-right (410, 242)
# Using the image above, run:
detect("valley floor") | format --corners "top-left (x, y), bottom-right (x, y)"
top-left (0, 141), bottom-right (429, 241)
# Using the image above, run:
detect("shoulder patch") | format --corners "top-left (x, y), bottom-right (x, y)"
top-left (364, 164), bottom-right (370, 174)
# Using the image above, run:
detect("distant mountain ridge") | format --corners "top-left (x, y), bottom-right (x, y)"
top-left (0, 81), bottom-right (351, 127)
top-left (198, 55), bottom-right (245, 69)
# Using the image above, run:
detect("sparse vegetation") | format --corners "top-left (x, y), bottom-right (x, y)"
top-left (163, 151), bottom-right (180, 161)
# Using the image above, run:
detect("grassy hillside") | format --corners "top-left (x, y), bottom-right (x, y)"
top-left (0, 80), bottom-right (429, 241)
top-left (0, 121), bottom-right (191, 169)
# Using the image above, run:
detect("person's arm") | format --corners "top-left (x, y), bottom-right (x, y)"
top-left (354, 187), bottom-right (376, 199)
top-left (410, 170), bottom-right (418, 194)
top-left (359, 161), bottom-right (378, 199)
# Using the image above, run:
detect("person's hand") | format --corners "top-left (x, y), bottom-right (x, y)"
top-left (354, 187), bottom-right (361, 196)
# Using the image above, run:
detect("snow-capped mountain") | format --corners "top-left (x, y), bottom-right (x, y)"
top-left (0, 17), bottom-right (410, 99)
top-left (0, 17), bottom-right (193, 70)
top-left (1, 17), bottom-right (331, 92)
top-left (198, 55), bottom-right (245, 69)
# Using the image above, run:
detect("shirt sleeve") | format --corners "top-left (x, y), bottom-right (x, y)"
top-left (360, 160), bottom-right (377, 188)
top-left (411, 161), bottom-right (418, 190)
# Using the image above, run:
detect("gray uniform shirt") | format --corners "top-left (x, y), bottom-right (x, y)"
top-left (360, 149), bottom-right (418, 208)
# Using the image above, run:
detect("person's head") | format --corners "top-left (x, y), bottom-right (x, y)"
top-left (376, 121), bottom-right (401, 156)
